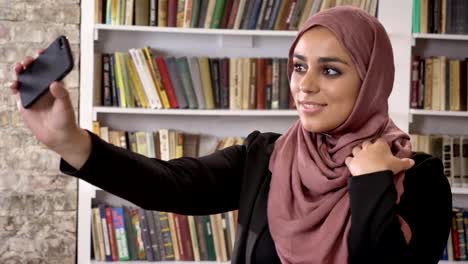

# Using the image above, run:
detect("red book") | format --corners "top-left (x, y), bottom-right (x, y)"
top-left (226, 0), bottom-right (240, 29)
top-left (256, 58), bottom-right (266, 109)
top-left (410, 56), bottom-right (420, 109)
top-left (173, 214), bottom-right (194, 260)
top-left (167, 0), bottom-right (178, 27)
top-left (105, 207), bottom-right (119, 261)
top-left (155, 56), bottom-right (179, 108)
top-left (220, 0), bottom-right (234, 28)
top-left (283, 0), bottom-right (297, 30)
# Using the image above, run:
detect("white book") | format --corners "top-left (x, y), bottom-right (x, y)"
top-left (128, 49), bottom-right (162, 109)
top-left (146, 131), bottom-right (156, 158)
top-left (159, 129), bottom-right (170, 161)
top-left (99, 126), bottom-right (109, 143)
top-left (124, 0), bottom-right (134, 25)
top-left (234, 0), bottom-right (247, 29)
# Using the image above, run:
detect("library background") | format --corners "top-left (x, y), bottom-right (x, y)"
top-left (2, 0), bottom-right (468, 263)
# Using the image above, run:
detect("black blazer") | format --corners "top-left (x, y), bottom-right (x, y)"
top-left (61, 130), bottom-right (452, 264)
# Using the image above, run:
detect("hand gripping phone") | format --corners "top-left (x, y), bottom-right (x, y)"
top-left (18, 35), bottom-right (74, 108)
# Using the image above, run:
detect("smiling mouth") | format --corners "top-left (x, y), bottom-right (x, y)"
top-left (298, 101), bottom-right (327, 113)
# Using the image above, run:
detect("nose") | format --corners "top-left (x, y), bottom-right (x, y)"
top-left (298, 72), bottom-right (319, 93)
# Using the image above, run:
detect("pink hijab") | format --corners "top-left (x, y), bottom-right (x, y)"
top-left (267, 6), bottom-right (412, 264)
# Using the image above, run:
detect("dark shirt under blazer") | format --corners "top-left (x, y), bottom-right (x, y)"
top-left (61, 130), bottom-right (452, 264)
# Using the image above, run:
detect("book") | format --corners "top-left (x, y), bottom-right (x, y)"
top-left (111, 207), bottom-right (131, 260)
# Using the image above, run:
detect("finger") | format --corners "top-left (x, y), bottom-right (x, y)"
top-left (37, 48), bottom-right (45, 55)
top-left (345, 157), bottom-right (353, 167)
top-left (49, 81), bottom-right (70, 100)
top-left (21, 56), bottom-right (35, 69)
top-left (49, 82), bottom-right (73, 112)
top-left (361, 140), bottom-right (371, 149)
top-left (352, 146), bottom-right (361, 156)
top-left (401, 158), bottom-right (415, 170)
top-left (14, 63), bottom-right (24, 74)
top-left (10, 80), bottom-right (19, 93)
top-left (375, 138), bottom-right (387, 146)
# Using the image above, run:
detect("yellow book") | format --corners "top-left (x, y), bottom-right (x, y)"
top-left (197, 57), bottom-right (215, 109)
top-left (420, 0), bottom-right (428, 34)
top-left (450, 60), bottom-right (461, 111)
top-left (92, 121), bottom-right (101, 136)
top-left (169, 130), bottom-right (177, 159)
top-left (167, 213), bottom-right (181, 260)
top-left (177, 0), bottom-right (186, 27)
top-left (114, 52), bottom-right (128, 107)
top-left (111, 0), bottom-right (118, 25)
top-left (142, 47), bottom-right (171, 109)
top-left (175, 131), bottom-right (184, 158)
top-left (187, 216), bottom-right (200, 261)
top-left (124, 53), bottom-right (149, 108)
top-left (95, 0), bottom-right (103, 24)
top-left (158, 0), bottom-right (168, 26)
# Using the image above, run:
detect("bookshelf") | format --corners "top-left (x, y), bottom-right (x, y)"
top-left (411, 0), bottom-right (468, 262)
top-left (78, 0), bottom-right (415, 263)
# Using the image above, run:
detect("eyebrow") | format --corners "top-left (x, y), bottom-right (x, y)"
top-left (293, 54), bottom-right (349, 66)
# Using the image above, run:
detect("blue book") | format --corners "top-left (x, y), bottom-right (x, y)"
top-left (164, 57), bottom-right (189, 108)
top-left (267, 0), bottom-right (282, 30)
top-left (247, 0), bottom-right (263, 30)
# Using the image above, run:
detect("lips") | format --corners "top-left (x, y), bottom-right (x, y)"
top-left (298, 100), bottom-right (327, 113)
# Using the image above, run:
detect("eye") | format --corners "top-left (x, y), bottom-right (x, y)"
top-left (322, 67), bottom-right (341, 77)
top-left (293, 63), bottom-right (306, 73)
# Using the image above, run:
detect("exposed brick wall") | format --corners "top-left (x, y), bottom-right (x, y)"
top-left (0, 1), bottom-right (81, 263)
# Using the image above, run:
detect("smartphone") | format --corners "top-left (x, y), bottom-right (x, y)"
top-left (18, 35), bottom-right (74, 108)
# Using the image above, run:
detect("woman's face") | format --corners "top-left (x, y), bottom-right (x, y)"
top-left (290, 26), bottom-right (361, 133)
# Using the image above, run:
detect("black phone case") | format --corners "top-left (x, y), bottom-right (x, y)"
top-left (18, 35), bottom-right (74, 108)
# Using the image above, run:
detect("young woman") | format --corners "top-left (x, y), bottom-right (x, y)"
top-left (10, 6), bottom-right (451, 264)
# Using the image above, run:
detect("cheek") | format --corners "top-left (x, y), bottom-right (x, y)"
top-left (289, 75), bottom-right (300, 98)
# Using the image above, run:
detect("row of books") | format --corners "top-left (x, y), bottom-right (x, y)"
top-left (441, 208), bottom-right (468, 261)
top-left (95, 0), bottom-right (378, 30)
top-left (412, 0), bottom-right (468, 34)
top-left (91, 204), bottom-right (238, 262)
top-left (410, 134), bottom-right (468, 188)
top-left (94, 49), bottom-right (294, 110)
top-left (92, 121), bottom-right (244, 164)
top-left (409, 56), bottom-right (468, 111)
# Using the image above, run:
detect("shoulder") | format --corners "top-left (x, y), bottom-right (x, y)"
top-left (404, 152), bottom-right (451, 198)
top-left (244, 130), bottom-right (282, 151)
top-left (408, 152), bottom-right (444, 175)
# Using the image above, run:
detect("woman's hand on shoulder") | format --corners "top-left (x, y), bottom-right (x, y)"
top-left (345, 138), bottom-right (415, 177)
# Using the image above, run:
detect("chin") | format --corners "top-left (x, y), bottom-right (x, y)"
top-left (299, 117), bottom-right (329, 133)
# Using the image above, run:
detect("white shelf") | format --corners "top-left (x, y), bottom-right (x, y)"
top-left (413, 33), bottom-right (468, 41)
top-left (94, 107), bottom-right (298, 117)
top-left (452, 188), bottom-right (468, 195)
top-left (94, 24), bottom-right (298, 37)
top-left (410, 109), bottom-right (468, 117)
